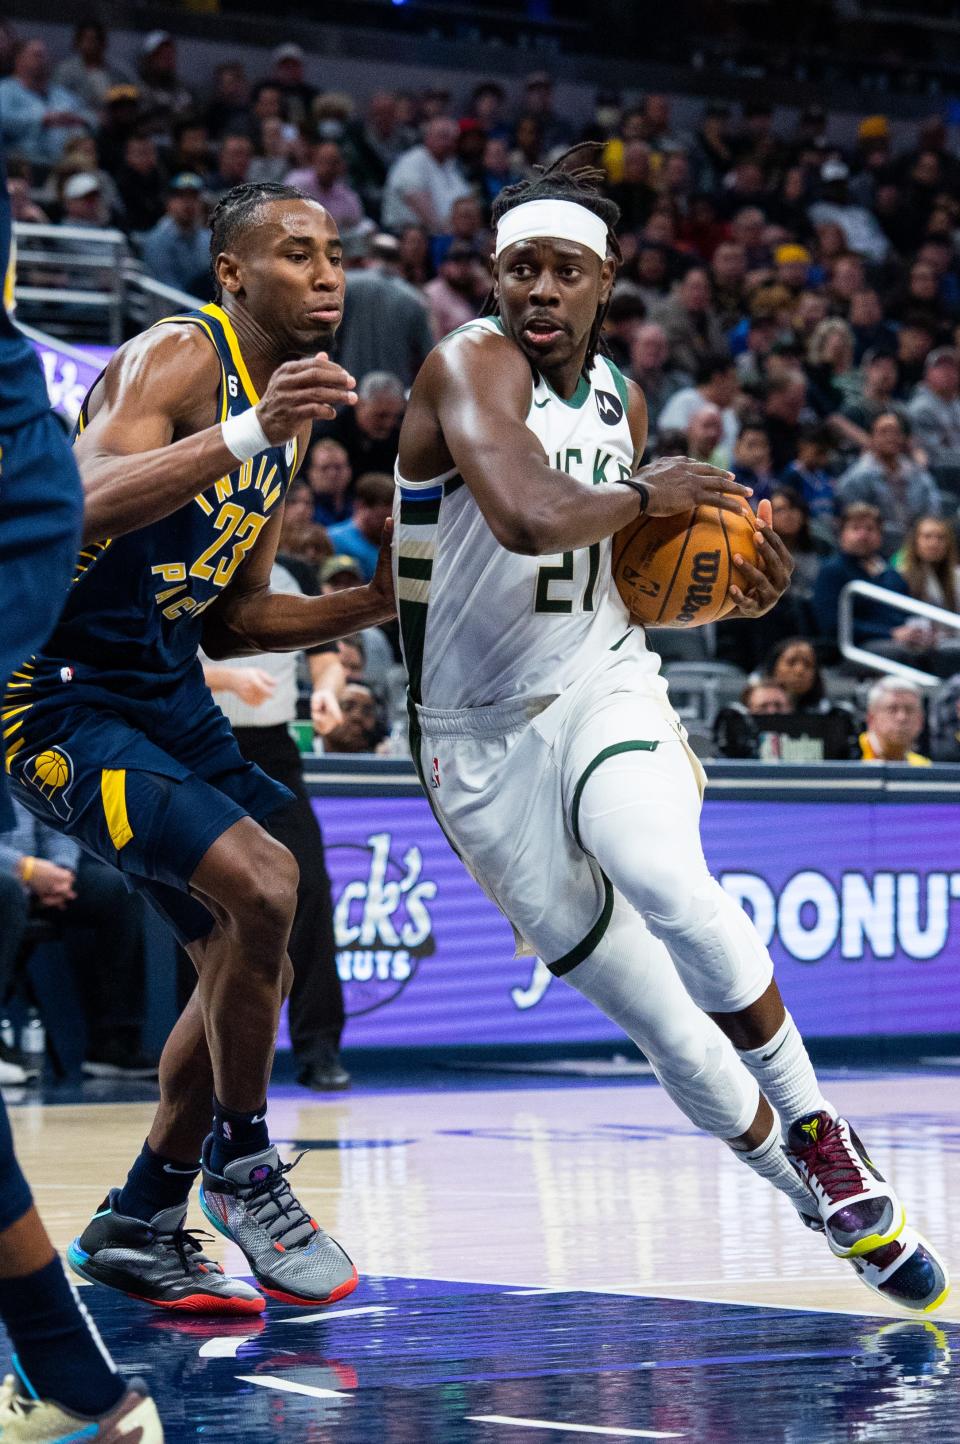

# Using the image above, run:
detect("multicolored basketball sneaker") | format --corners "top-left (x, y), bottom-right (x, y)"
top-left (0, 1370), bottom-right (164, 1442)
top-left (198, 1140), bottom-right (358, 1306)
top-left (67, 1192), bottom-right (265, 1314)
top-left (786, 1111), bottom-right (905, 1258)
top-left (849, 1226), bottom-right (950, 1313)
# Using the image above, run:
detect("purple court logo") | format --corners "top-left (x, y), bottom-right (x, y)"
top-left (329, 832), bottom-right (437, 1017)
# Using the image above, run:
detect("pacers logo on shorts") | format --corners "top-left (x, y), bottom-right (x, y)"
top-left (22, 748), bottom-right (75, 821)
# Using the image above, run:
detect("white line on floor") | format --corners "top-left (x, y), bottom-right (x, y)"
top-left (466, 1417), bottom-right (682, 1438)
top-left (235, 1375), bottom-right (349, 1399)
top-left (278, 1304), bottom-right (394, 1325)
top-left (198, 1333), bottom-right (260, 1358)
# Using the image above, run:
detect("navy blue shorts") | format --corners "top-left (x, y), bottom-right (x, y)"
top-left (7, 669), bottom-right (293, 945)
top-left (0, 412), bottom-right (83, 830)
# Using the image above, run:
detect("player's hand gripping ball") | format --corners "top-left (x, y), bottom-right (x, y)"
top-left (612, 503), bottom-right (759, 627)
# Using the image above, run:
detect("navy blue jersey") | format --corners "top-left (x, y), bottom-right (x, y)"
top-left (25, 303), bottom-right (300, 696)
top-left (0, 147), bottom-right (53, 429)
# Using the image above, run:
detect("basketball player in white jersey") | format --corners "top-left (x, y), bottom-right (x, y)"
top-left (394, 151), bottom-right (948, 1312)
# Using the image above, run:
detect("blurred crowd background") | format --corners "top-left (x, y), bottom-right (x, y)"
top-left (5, 8), bottom-right (960, 769)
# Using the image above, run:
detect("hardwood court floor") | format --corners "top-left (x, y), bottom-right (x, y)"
top-left (4, 1064), bottom-right (960, 1441)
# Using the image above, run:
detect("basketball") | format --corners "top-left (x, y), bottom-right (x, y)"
top-left (32, 749), bottom-right (69, 788)
top-left (612, 504), bottom-right (760, 627)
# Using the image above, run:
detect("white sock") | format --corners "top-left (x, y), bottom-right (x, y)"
top-left (738, 1012), bottom-right (836, 1133)
top-left (735, 1121), bottom-right (815, 1214)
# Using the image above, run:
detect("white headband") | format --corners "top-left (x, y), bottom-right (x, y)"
top-left (495, 198), bottom-right (608, 261)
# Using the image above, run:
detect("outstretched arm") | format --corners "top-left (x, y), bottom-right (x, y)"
top-left (413, 331), bottom-right (749, 557)
top-left (74, 327), bottom-right (357, 544)
top-left (201, 511), bottom-right (395, 658)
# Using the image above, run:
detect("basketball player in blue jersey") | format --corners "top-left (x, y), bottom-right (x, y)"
top-left (3, 182), bottom-right (395, 1315)
top-left (0, 147), bottom-right (164, 1439)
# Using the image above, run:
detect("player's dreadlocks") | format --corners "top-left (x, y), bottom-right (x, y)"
top-left (483, 143), bottom-right (622, 378)
top-left (208, 182), bottom-right (307, 301)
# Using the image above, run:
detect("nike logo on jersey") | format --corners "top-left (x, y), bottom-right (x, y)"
top-left (533, 397), bottom-right (550, 408)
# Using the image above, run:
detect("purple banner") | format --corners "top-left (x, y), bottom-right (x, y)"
top-left (30, 337), bottom-right (105, 424)
top-left (276, 796), bottom-right (960, 1048)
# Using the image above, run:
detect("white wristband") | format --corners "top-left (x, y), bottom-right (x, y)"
top-left (221, 406), bottom-right (271, 462)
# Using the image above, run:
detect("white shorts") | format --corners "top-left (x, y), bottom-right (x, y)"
top-left (414, 648), bottom-right (706, 972)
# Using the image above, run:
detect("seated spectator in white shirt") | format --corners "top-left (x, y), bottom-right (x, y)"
top-left (0, 38), bottom-right (92, 168)
top-left (382, 117), bottom-right (471, 234)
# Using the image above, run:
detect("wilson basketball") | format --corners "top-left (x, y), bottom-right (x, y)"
top-left (612, 505), bottom-right (760, 627)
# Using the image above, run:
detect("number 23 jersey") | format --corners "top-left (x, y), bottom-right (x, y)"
top-left (394, 316), bottom-right (659, 710)
top-left (29, 303), bottom-right (298, 697)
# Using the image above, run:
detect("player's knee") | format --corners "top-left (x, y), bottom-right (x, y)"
top-left (229, 836), bottom-right (299, 938)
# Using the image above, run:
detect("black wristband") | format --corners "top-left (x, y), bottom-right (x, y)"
top-left (615, 478), bottom-right (650, 515)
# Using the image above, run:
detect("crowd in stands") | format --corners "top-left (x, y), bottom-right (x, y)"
top-left (5, 19), bottom-right (960, 760)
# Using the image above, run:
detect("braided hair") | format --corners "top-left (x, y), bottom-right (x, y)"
top-left (208, 182), bottom-right (308, 301)
top-left (484, 143), bottom-right (622, 378)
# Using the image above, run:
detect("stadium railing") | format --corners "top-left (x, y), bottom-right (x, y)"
top-left (13, 222), bottom-right (202, 346)
top-left (838, 581), bottom-right (960, 686)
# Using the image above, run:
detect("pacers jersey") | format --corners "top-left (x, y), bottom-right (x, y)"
top-left (394, 316), bottom-right (659, 709)
top-left (0, 146), bottom-right (52, 430)
top-left (23, 303), bottom-right (299, 697)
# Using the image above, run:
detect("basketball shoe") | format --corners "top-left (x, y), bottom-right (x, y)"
top-left (797, 1208), bottom-right (949, 1312)
top-left (0, 1372), bottom-right (163, 1442)
top-left (67, 1192), bottom-right (264, 1314)
top-left (198, 1140), bottom-right (358, 1306)
top-left (785, 1110), bottom-right (905, 1257)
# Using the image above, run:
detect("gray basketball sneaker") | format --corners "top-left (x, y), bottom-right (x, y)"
top-left (198, 1140), bottom-right (358, 1306)
top-left (68, 1192), bottom-right (265, 1315)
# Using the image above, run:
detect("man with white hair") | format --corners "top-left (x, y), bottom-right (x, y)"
top-left (382, 117), bottom-right (471, 233)
top-left (625, 320), bottom-right (690, 432)
top-left (860, 678), bottom-right (930, 764)
top-left (316, 370), bottom-right (407, 475)
top-left (685, 402), bottom-right (728, 467)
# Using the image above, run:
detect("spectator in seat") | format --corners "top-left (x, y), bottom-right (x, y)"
top-left (811, 502), bottom-right (921, 662)
top-left (840, 349), bottom-right (901, 434)
top-left (847, 289), bottom-right (898, 363)
top-left (898, 515), bottom-right (960, 613)
top-left (305, 438), bottom-right (353, 528)
top-left (53, 21), bottom-right (130, 113)
top-left (382, 116), bottom-right (471, 234)
top-left (684, 404), bottom-right (727, 467)
top-left (139, 173), bottom-right (211, 298)
top-left (135, 31), bottom-right (196, 134)
top-left (743, 679), bottom-right (793, 715)
top-left (836, 412), bottom-right (942, 555)
top-left (769, 485), bottom-right (833, 603)
top-left (58, 171), bottom-right (109, 229)
top-left (0, 799), bottom-right (153, 1078)
top-left (808, 160), bottom-right (889, 264)
top-left (0, 38), bottom-right (92, 168)
top-left (625, 322), bottom-right (689, 432)
top-left (342, 90), bottom-right (408, 221)
top-left (731, 424), bottom-right (776, 507)
top-left (763, 371), bottom-right (809, 473)
top-left (906, 347), bottom-right (960, 470)
top-left (709, 241), bottom-right (748, 332)
top-left (206, 132), bottom-right (254, 201)
top-left (424, 240), bottom-right (484, 340)
top-left (779, 423), bottom-right (836, 526)
top-left (248, 116), bottom-right (294, 186)
top-left (317, 371), bottom-right (406, 476)
top-left (764, 637), bottom-right (829, 713)
top-left (601, 291), bottom-right (648, 373)
top-left (114, 133), bottom-right (168, 233)
top-left (652, 267), bottom-right (727, 377)
top-left (263, 43), bottom-right (315, 131)
top-left (203, 62), bottom-right (253, 142)
top-left (897, 315), bottom-right (937, 394)
top-left (315, 682), bottom-right (384, 754)
top-left (859, 678), bottom-right (930, 765)
top-left (658, 352), bottom-right (740, 460)
top-left (285, 140), bottom-right (365, 230)
top-left (327, 472), bottom-right (396, 582)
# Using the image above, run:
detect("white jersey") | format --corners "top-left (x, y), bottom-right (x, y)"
top-left (394, 316), bottom-right (660, 709)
